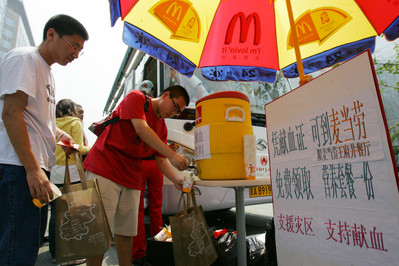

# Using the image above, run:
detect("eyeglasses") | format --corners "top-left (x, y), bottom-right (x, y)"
top-left (171, 97), bottom-right (182, 117)
top-left (59, 34), bottom-right (84, 56)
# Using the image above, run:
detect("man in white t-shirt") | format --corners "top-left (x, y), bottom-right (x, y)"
top-left (0, 14), bottom-right (88, 265)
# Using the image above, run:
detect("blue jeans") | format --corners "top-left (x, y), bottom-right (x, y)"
top-left (0, 164), bottom-right (49, 266)
top-left (49, 185), bottom-right (61, 260)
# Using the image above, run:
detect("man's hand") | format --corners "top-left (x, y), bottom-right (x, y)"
top-left (58, 132), bottom-right (75, 156)
top-left (172, 176), bottom-right (184, 191)
top-left (169, 153), bottom-right (189, 171)
top-left (26, 168), bottom-right (53, 204)
top-left (156, 157), bottom-right (185, 191)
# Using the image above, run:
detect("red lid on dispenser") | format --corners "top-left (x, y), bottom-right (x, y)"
top-left (196, 91), bottom-right (249, 105)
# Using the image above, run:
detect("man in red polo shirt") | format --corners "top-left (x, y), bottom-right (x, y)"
top-left (84, 85), bottom-right (190, 266)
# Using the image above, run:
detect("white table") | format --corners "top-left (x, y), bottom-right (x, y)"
top-left (194, 177), bottom-right (271, 266)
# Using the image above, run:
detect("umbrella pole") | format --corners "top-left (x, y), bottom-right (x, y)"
top-left (285, 0), bottom-right (312, 85)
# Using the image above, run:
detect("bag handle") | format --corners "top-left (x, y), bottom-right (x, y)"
top-left (73, 152), bottom-right (87, 182)
top-left (176, 191), bottom-right (198, 215)
top-left (63, 153), bottom-right (72, 191)
top-left (177, 192), bottom-right (192, 215)
top-left (189, 191), bottom-right (198, 208)
top-left (63, 151), bottom-right (88, 190)
top-left (177, 192), bottom-right (186, 215)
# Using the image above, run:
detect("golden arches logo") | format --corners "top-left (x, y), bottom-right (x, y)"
top-left (166, 2), bottom-right (183, 21)
top-left (150, 0), bottom-right (200, 42)
top-left (287, 7), bottom-right (352, 48)
top-left (225, 12), bottom-right (261, 45)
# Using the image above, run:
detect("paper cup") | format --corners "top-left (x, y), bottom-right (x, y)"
top-left (32, 183), bottom-right (62, 208)
top-left (182, 174), bottom-right (194, 193)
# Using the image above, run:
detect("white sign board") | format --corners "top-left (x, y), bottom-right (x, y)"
top-left (265, 51), bottom-right (399, 265)
top-left (194, 125), bottom-right (211, 160)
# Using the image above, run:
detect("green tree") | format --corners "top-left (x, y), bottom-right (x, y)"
top-left (374, 42), bottom-right (399, 93)
top-left (373, 40), bottom-right (399, 158)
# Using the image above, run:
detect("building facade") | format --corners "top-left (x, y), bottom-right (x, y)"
top-left (0, 0), bottom-right (34, 61)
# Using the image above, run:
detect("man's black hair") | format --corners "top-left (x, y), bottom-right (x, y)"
top-left (43, 14), bottom-right (89, 41)
top-left (163, 85), bottom-right (190, 106)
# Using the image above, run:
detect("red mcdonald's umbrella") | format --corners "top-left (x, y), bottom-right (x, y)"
top-left (108, 0), bottom-right (399, 84)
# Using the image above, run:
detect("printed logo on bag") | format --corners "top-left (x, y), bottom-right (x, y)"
top-left (59, 202), bottom-right (96, 240)
top-left (188, 217), bottom-right (208, 256)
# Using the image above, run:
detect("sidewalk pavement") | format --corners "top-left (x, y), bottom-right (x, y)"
top-left (35, 242), bottom-right (119, 266)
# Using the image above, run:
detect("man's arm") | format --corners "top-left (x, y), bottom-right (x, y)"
top-left (131, 118), bottom-right (188, 171)
top-left (155, 156), bottom-right (184, 191)
top-left (2, 91), bottom-right (53, 203)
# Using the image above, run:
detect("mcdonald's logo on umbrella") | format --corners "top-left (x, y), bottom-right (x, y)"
top-left (225, 12), bottom-right (261, 45)
top-left (288, 7), bottom-right (352, 48)
top-left (150, 0), bottom-right (201, 42)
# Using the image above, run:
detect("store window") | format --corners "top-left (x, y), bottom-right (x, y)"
top-left (3, 28), bottom-right (12, 39)
top-left (5, 16), bottom-right (14, 27)
top-left (1, 38), bottom-right (11, 49)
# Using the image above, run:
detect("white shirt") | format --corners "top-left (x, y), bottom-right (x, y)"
top-left (0, 47), bottom-right (56, 171)
top-left (50, 164), bottom-right (81, 184)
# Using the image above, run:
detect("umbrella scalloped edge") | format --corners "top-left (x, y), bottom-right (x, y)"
top-left (282, 37), bottom-right (376, 78)
top-left (123, 22), bottom-right (196, 77)
top-left (200, 66), bottom-right (277, 83)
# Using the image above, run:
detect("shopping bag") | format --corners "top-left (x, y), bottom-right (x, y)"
top-left (55, 151), bottom-right (113, 264)
top-left (169, 192), bottom-right (218, 266)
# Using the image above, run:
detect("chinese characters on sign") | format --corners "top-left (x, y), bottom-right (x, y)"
top-left (272, 99), bottom-right (377, 202)
top-left (194, 125), bottom-right (211, 160)
top-left (265, 52), bottom-right (399, 265)
top-left (276, 213), bottom-right (387, 252)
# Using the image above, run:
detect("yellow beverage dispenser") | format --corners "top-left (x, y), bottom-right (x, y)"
top-left (195, 91), bottom-right (253, 180)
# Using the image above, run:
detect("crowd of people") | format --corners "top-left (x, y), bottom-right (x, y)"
top-left (0, 14), bottom-right (190, 266)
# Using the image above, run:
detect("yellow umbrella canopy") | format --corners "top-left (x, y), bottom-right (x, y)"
top-left (108, 0), bottom-right (399, 83)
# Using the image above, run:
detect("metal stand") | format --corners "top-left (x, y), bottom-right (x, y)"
top-left (235, 186), bottom-right (247, 266)
top-left (194, 177), bottom-right (270, 266)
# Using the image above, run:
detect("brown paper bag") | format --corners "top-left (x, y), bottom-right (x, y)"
top-left (169, 192), bottom-right (218, 266)
top-left (55, 151), bottom-right (112, 264)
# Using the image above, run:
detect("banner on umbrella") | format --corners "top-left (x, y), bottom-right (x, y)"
top-left (265, 50), bottom-right (399, 265)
